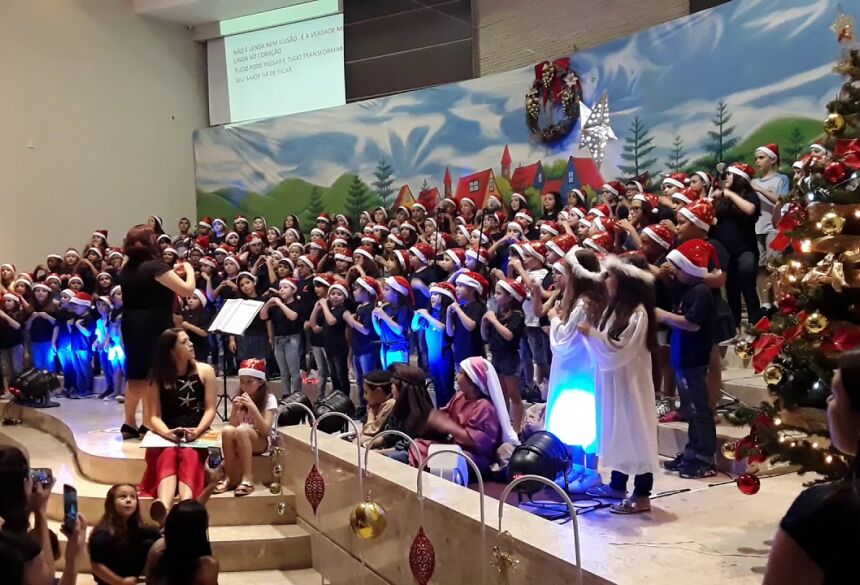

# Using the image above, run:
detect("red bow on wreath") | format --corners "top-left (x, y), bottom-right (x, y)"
top-left (534, 58), bottom-right (572, 105)
top-left (752, 313), bottom-right (805, 373)
top-left (835, 138), bottom-right (860, 170)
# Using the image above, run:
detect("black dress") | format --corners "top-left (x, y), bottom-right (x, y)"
top-left (118, 259), bottom-right (174, 380)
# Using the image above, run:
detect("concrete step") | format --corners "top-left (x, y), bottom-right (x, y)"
top-left (54, 521), bottom-right (312, 573)
top-left (721, 368), bottom-right (770, 407)
top-left (69, 569), bottom-right (325, 585)
top-left (0, 423), bottom-right (297, 526)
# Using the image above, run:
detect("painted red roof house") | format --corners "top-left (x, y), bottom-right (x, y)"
top-left (392, 185), bottom-right (415, 209)
top-left (510, 161), bottom-right (545, 193)
top-left (560, 156), bottom-right (605, 204)
top-left (542, 178), bottom-right (563, 195)
top-left (454, 169), bottom-right (500, 209)
top-left (417, 186), bottom-right (441, 212)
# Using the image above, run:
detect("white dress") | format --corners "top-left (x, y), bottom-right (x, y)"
top-left (583, 306), bottom-right (659, 477)
top-left (546, 298), bottom-right (598, 452)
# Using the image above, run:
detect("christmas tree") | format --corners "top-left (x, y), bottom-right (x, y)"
top-left (728, 11), bottom-right (860, 483)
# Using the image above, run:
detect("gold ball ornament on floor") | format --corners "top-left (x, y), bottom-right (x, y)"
top-left (824, 112), bottom-right (847, 136)
top-left (721, 441), bottom-right (739, 460)
top-left (763, 364), bottom-right (784, 386)
top-left (734, 339), bottom-right (753, 360)
top-left (820, 211), bottom-right (845, 236)
top-left (805, 312), bottom-right (830, 334)
top-left (350, 496), bottom-right (388, 540)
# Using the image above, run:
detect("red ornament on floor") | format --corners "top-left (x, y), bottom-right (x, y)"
top-left (737, 473), bottom-right (761, 495)
top-left (304, 464), bottom-right (325, 513)
top-left (409, 527), bottom-right (436, 585)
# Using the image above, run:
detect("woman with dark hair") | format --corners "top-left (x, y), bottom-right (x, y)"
top-left (764, 350), bottom-right (860, 584)
top-left (709, 164), bottom-right (761, 332)
top-left (144, 500), bottom-right (218, 585)
top-left (117, 225), bottom-right (197, 440)
top-left (140, 328), bottom-right (216, 526)
top-left (88, 484), bottom-right (161, 585)
top-left (0, 445), bottom-right (88, 585)
top-left (578, 255), bottom-right (659, 514)
top-left (147, 216), bottom-right (165, 236)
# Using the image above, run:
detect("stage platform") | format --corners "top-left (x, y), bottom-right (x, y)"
top-left (0, 383), bottom-right (811, 585)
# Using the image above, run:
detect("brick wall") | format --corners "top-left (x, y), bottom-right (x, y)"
top-left (476, 0), bottom-right (689, 76)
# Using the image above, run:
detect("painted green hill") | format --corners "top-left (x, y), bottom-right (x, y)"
top-left (197, 190), bottom-right (239, 220)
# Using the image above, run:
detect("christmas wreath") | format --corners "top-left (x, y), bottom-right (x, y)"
top-left (525, 58), bottom-right (583, 145)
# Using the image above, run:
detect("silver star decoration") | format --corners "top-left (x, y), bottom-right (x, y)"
top-left (177, 379), bottom-right (199, 410)
top-left (578, 92), bottom-right (616, 168)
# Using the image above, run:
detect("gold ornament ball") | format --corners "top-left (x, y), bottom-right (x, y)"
top-left (349, 498), bottom-right (388, 540)
top-left (276, 502), bottom-right (288, 516)
top-left (734, 339), bottom-right (753, 361)
top-left (269, 481), bottom-right (282, 495)
top-left (272, 464), bottom-right (284, 478)
top-left (805, 312), bottom-right (830, 334)
top-left (820, 211), bottom-right (845, 236)
top-left (824, 112), bottom-right (847, 136)
top-left (763, 364), bottom-right (784, 386)
top-left (721, 441), bottom-right (739, 460)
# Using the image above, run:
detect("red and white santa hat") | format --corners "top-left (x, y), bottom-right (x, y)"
top-left (524, 240), bottom-right (548, 263)
top-left (641, 224), bottom-right (674, 250)
top-left (163, 247), bottom-right (178, 257)
top-left (592, 216), bottom-right (617, 235)
top-left (569, 189), bottom-right (586, 206)
top-left (810, 143), bottom-right (831, 156)
top-left (45, 274), bottom-right (62, 285)
top-left (372, 223), bottom-right (390, 234)
top-left (107, 248), bottom-right (124, 260)
top-left (68, 275), bottom-right (84, 286)
top-left (632, 192), bottom-right (660, 211)
top-left (692, 171), bottom-right (712, 186)
top-left (334, 249), bottom-right (353, 263)
top-left (444, 248), bottom-right (466, 268)
top-left (70, 292), bottom-right (93, 306)
top-left (497, 278), bottom-right (527, 302)
top-left (212, 218), bottom-right (227, 229)
top-left (409, 243), bottom-right (434, 265)
top-left (191, 288), bottom-right (208, 308)
top-left (456, 270), bottom-right (489, 299)
top-left (667, 239), bottom-right (714, 279)
top-left (400, 220), bottom-right (418, 233)
top-left (755, 143), bottom-right (780, 163)
top-left (583, 231), bottom-right (613, 254)
top-left (33, 282), bottom-right (51, 293)
top-left (626, 180), bottom-right (645, 194)
top-left (388, 233), bottom-right (405, 247)
top-left (308, 240), bottom-right (328, 252)
top-left (540, 221), bottom-right (561, 236)
top-left (393, 249), bottom-right (411, 272)
top-left (429, 281), bottom-right (456, 301)
top-left (384, 275), bottom-right (415, 307)
top-left (328, 278), bottom-right (350, 298)
top-left (237, 271), bottom-right (257, 283)
top-left (288, 242), bottom-right (305, 253)
top-left (198, 217), bottom-right (213, 229)
top-left (361, 234), bottom-right (379, 247)
top-left (564, 248), bottom-right (606, 282)
top-left (396, 206), bottom-right (412, 218)
top-left (356, 276), bottom-right (380, 298)
top-left (792, 159), bottom-right (806, 170)
top-left (354, 246), bottom-right (375, 262)
top-left (511, 192), bottom-right (528, 206)
top-left (92, 229), bottom-right (108, 241)
top-left (671, 187), bottom-right (700, 205)
top-left (459, 196), bottom-right (476, 209)
top-left (65, 248), bottom-right (80, 258)
top-left (412, 202), bottom-right (427, 213)
top-left (234, 215), bottom-right (248, 225)
top-left (728, 163), bottom-right (756, 181)
top-left (487, 194), bottom-right (502, 208)
top-left (279, 278), bottom-right (298, 292)
top-left (334, 225), bottom-right (352, 237)
top-left (46, 254), bottom-right (62, 263)
top-left (600, 181), bottom-right (624, 198)
top-left (238, 358), bottom-right (267, 380)
top-left (285, 228), bottom-right (302, 241)
top-left (310, 228), bottom-right (326, 239)
top-left (199, 256), bottom-right (217, 268)
top-left (313, 273), bottom-right (333, 288)
top-left (316, 213), bottom-right (331, 224)
top-left (547, 234), bottom-right (577, 258)
top-left (3, 292), bottom-right (21, 304)
top-left (465, 246), bottom-right (490, 265)
top-left (589, 203), bottom-right (612, 218)
top-left (440, 198), bottom-right (457, 210)
top-left (223, 255), bottom-right (241, 269)
top-left (298, 255), bottom-right (315, 270)
top-left (87, 247), bottom-right (104, 259)
top-left (678, 199), bottom-right (717, 232)
top-left (662, 172), bottom-right (689, 190)
top-left (504, 220), bottom-right (524, 234)
top-left (515, 210), bottom-right (534, 225)
top-left (470, 228), bottom-right (490, 246)
top-left (460, 357), bottom-right (519, 445)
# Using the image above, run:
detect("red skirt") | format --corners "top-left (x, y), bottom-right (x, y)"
top-left (138, 447), bottom-right (207, 498)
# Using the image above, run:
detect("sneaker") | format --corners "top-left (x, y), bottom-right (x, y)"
top-left (585, 483), bottom-right (627, 499)
top-left (678, 460), bottom-right (718, 479)
top-left (659, 410), bottom-right (687, 423)
top-left (99, 389), bottom-right (115, 400)
top-left (662, 453), bottom-right (686, 472)
top-left (655, 397), bottom-right (674, 418)
top-left (115, 395), bottom-right (125, 403)
top-left (568, 469), bottom-right (602, 494)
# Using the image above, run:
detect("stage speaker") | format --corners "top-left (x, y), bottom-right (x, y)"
top-left (313, 391), bottom-right (356, 433)
top-left (277, 392), bottom-right (314, 426)
top-left (507, 431), bottom-right (570, 496)
top-left (9, 368), bottom-right (60, 407)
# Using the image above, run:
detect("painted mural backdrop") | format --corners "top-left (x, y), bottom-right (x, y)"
top-left (195, 0), bottom-right (842, 229)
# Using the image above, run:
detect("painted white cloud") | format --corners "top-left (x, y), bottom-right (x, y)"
top-left (742, 2), bottom-right (828, 38)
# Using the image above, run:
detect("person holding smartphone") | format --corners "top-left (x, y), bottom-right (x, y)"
top-left (140, 328), bottom-right (217, 526)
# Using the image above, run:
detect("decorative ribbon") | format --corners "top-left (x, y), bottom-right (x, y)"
top-left (770, 203), bottom-right (806, 253)
top-left (752, 314), bottom-right (805, 373)
top-left (835, 138), bottom-right (860, 170)
top-left (822, 324), bottom-right (860, 352)
top-left (534, 58), bottom-right (573, 105)
top-left (802, 253), bottom-right (847, 292)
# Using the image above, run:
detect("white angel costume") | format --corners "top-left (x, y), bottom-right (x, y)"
top-left (583, 306), bottom-right (659, 477)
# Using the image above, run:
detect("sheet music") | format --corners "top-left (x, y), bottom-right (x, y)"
top-left (139, 429), bottom-right (221, 449)
top-left (208, 298), bottom-right (264, 335)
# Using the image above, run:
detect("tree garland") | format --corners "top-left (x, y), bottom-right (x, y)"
top-left (525, 58), bottom-right (583, 145)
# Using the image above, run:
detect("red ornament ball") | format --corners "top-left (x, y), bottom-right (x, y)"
top-left (778, 294), bottom-right (797, 314)
top-left (737, 473), bottom-right (761, 495)
top-left (823, 161), bottom-right (848, 184)
top-left (747, 448), bottom-right (768, 464)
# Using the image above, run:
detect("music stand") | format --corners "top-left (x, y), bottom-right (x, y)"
top-left (208, 298), bottom-right (265, 421)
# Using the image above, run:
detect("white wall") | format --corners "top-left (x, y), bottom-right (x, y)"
top-left (476, 0), bottom-right (689, 76)
top-left (0, 0), bottom-right (207, 269)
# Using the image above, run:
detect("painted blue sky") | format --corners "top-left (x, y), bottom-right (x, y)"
top-left (194, 0), bottom-right (843, 195)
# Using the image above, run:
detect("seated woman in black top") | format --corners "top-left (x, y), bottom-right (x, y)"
top-left (140, 328), bottom-right (217, 525)
top-left (764, 349), bottom-right (860, 584)
top-left (89, 484), bottom-right (161, 585)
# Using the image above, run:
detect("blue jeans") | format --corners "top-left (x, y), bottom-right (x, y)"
top-left (98, 350), bottom-right (114, 392)
top-left (73, 349), bottom-right (94, 394)
top-left (30, 341), bottom-right (55, 372)
top-left (56, 343), bottom-right (76, 390)
top-left (380, 348), bottom-right (408, 370)
top-left (310, 346), bottom-right (329, 398)
top-left (273, 334), bottom-right (302, 395)
top-left (353, 352), bottom-right (380, 408)
top-left (676, 365), bottom-right (716, 465)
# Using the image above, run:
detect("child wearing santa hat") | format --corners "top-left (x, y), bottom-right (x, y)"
top-left (482, 279), bottom-right (527, 432)
top-left (372, 276), bottom-right (414, 369)
top-left (178, 289), bottom-right (212, 366)
top-left (448, 271), bottom-right (488, 368)
top-left (261, 278), bottom-right (304, 396)
top-left (318, 278), bottom-right (352, 395)
top-left (0, 293), bottom-right (26, 393)
top-left (345, 277), bottom-right (382, 411)
top-left (751, 144), bottom-right (790, 313)
top-left (412, 282), bottom-right (456, 407)
top-left (26, 283), bottom-right (57, 373)
top-left (508, 241), bottom-right (551, 397)
top-left (69, 292), bottom-right (97, 398)
top-left (657, 239), bottom-right (719, 479)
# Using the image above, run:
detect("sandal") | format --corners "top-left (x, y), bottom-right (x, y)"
top-left (610, 497), bottom-right (652, 515)
top-left (234, 481), bottom-right (255, 497)
top-left (120, 424), bottom-right (139, 440)
top-left (213, 480), bottom-right (235, 495)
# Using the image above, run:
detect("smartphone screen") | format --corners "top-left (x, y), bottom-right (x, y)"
top-left (30, 467), bottom-right (52, 486)
top-left (207, 447), bottom-right (223, 469)
top-left (62, 484), bottom-right (78, 534)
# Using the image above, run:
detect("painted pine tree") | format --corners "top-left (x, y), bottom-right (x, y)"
top-left (708, 101), bottom-right (739, 163)
top-left (372, 159), bottom-right (396, 207)
top-left (618, 116), bottom-right (657, 177)
top-left (666, 134), bottom-right (690, 173)
top-left (787, 127), bottom-right (806, 169)
top-left (302, 187), bottom-right (325, 232)
top-left (346, 175), bottom-right (371, 220)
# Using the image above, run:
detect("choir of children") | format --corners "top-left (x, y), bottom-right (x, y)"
top-left (0, 142), bottom-right (808, 509)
